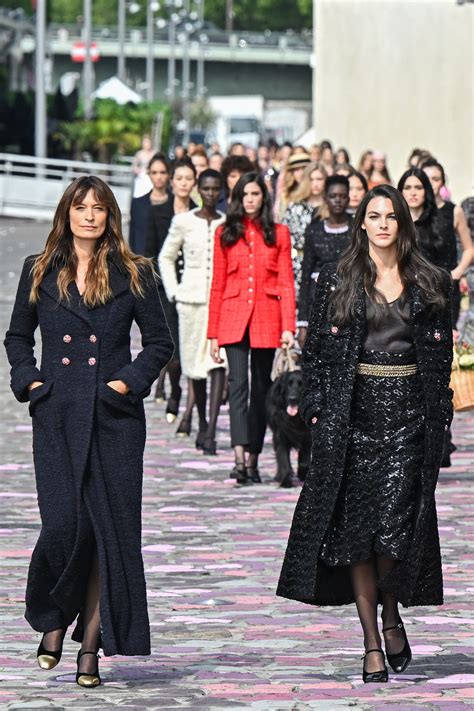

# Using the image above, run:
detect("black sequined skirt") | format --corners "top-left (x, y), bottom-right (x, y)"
top-left (319, 350), bottom-right (425, 566)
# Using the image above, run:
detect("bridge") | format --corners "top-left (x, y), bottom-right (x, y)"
top-left (18, 23), bottom-right (313, 102)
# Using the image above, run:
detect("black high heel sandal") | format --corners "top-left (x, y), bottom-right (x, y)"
top-left (76, 650), bottom-right (101, 688)
top-left (361, 648), bottom-right (388, 683)
top-left (383, 619), bottom-right (412, 673)
top-left (37, 629), bottom-right (66, 670)
top-left (230, 463), bottom-right (251, 486)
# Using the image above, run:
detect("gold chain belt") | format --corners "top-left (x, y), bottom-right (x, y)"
top-left (356, 363), bottom-right (418, 377)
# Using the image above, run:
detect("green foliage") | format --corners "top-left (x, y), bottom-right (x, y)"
top-left (207, 0), bottom-right (312, 31)
top-left (55, 98), bottom-right (171, 162)
top-left (1, 0), bottom-right (312, 31)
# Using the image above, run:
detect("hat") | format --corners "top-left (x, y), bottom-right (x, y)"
top-left (287, 152), bottom-right (311, 170)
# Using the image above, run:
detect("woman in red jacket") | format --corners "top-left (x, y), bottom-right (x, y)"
top-left (208, 172), bottom-right (296, 485)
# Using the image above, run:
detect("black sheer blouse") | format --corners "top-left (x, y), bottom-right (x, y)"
top-left (363, 294), bottom-right (413, 353)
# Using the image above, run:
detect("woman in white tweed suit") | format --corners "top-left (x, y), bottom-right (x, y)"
top-left (159, 169), bottom-right (227, 455)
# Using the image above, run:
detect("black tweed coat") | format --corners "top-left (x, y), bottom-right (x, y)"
top-left (277, 263), bottom-right (453, 608)
top-left (4, 257), bottom-right (173, 656)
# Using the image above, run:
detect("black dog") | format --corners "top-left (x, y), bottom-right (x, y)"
top-left (266, 369), bottom-right (311, 488)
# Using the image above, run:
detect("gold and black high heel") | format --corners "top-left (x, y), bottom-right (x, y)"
top-left (37, 629), bottom-right (66, 670)
top-left (76, 650), bottom-right (101, 687)
top-left (383, 619), bottom-right (412, 673)
top-left (361, 648), bottom-right (388, 683)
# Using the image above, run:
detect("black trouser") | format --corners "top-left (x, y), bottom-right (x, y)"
top-left (452, 279), bottom-right (461, 329)
top-left (225, 331), bottom-right (275, 454)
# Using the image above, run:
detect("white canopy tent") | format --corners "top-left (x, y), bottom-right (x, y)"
top-left (91, 76), bottom-right (142, 105)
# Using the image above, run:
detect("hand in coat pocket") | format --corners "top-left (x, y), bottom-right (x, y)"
top-left (107, 380), bottom-right (130, 396)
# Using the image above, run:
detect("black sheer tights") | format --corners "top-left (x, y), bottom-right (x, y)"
top-left (42, 550), bottom-right (100, 675)
top-left (78, 551), bottom-right (101, 673)
top-left (350, 556), bottom-right (405, 673)
top-left (192, 368), bottom-right (225, 438)
top-left (167, 359), bottom-right (182, 402)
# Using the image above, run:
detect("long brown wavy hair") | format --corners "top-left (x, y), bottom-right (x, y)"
top-left (328, 184), bottom-right (448, 326)
top-left (29, 176), bottom-right (152, 307)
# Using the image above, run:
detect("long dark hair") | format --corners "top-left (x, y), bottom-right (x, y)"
top-left (397, 167), bottom-right (444, 256)
top-left (328, 185), bottom-right (447, 325)
top-left (30, 176), bottom-right (151, 307)
top-left (221, 171), bottom-right (276, 247)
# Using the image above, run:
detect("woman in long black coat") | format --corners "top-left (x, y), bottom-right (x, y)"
top-left (277, 185), bottom-right (453, 682)
top-left (4, 176), bottom-right (173, 686)
top-left (144, 157), bottom-right (197, 428)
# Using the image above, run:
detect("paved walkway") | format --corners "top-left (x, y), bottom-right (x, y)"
top-left (0, 219), bottom-right (473, 709)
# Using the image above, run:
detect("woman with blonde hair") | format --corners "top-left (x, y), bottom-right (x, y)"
top-left (276, 152), bottom-right (311, 220)
top-left (4, 176), bottom-right (173, 686)
top-left (283, 161), bottom-right (328, 300)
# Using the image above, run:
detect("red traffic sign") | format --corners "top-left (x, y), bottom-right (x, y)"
top-left (71, 42), bottom-right (100, 63)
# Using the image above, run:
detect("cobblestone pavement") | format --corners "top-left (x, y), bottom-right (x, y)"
top-left (0, 218), bottom-right (473, 710)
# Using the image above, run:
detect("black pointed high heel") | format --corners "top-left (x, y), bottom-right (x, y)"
top-left (246, 466), bottom-right (262, 483)
top-left (383, 619), bottom-right (412, 673)
top-left (76, 650), bottom-right (101, 687)
top-left (37, 629), bottom-right (66, 670)
top-left (361, 648), bottom-right (388, 683)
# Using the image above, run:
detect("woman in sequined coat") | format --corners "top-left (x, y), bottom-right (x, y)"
top-left (278, 185), bottom-right (453, 683)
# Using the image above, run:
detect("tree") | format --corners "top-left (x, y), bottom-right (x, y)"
top-left (55, 98), bottom-right (172, 162)
top-left (1, 0), bottom-right (312, 32)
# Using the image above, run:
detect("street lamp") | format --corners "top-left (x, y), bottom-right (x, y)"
top-left (83, 0), bottom-right (93, 119)
top-left (118, 0), bottom-right (141, 82)
top-left (146, 1), bottom-right (161, 101)
top-left (34, 0), bottom-right (46, 161)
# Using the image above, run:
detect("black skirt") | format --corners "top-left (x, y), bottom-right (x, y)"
top-left (319, 350), bottom-right (425, 566)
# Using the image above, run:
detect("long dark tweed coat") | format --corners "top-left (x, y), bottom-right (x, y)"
top-left (4, 257), bottom-right (174, 656)
top-left (277, 263), bottom-right (453, 608)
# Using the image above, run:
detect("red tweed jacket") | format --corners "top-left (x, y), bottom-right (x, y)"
top-left (207, 218), bottom-right (296, 348)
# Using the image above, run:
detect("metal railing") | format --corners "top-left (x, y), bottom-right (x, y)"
top-left (0, 153), bottom-right (134, 221)
top-left (47, 22), bottom-right (313, 51)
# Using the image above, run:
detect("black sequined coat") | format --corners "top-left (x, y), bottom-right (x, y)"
top-left (277, 263), bottom-right (453, 607)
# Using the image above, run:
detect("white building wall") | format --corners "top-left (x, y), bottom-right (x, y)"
top-left (313, 0), bottom-right (473, 200)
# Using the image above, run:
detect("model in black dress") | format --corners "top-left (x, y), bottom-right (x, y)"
top-left (298, 175), bottom-right (352, 346)
top-left (398, 167), bottom-right (472, 328)
top-left (129, 152), bottom-right (170, 256)
top-left (278, 185), bottom-right (453, 683)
